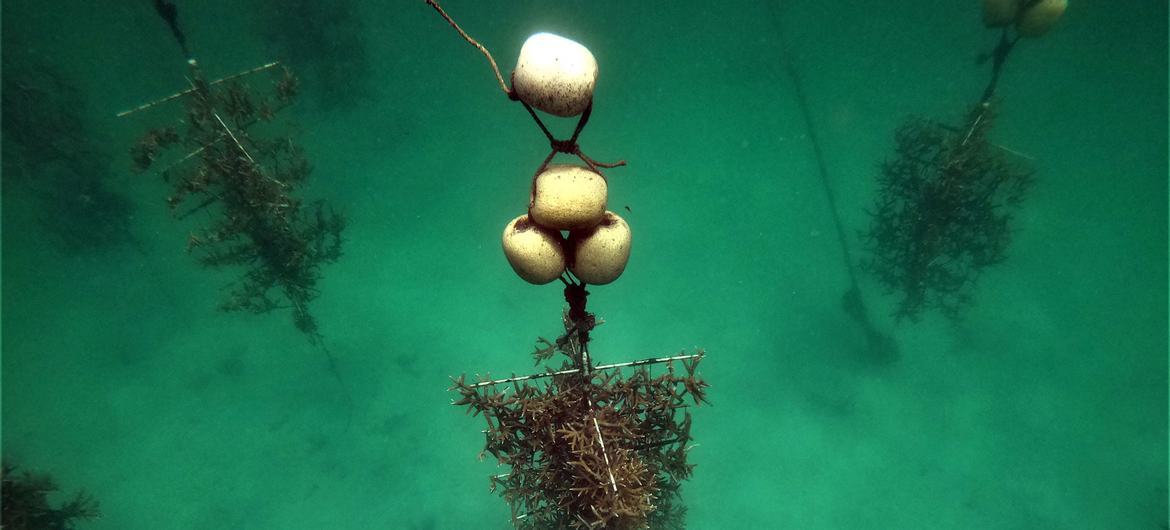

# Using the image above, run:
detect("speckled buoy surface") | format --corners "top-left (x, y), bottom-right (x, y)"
top-left (502, 214), bottom-right (566, 284)
top-left (567, 211), bottom-right (631, 285)
top-left (512, 32), bottom-right (598, 118)
top-left (529, 164), bottom-right (608, 230)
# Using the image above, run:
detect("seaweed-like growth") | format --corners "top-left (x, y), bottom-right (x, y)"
top-left (451, 285), bottom-right (707, 529)
top-left (1, 54), bottom-right (135, 253)
top-left (863, 103), bottom-right (1032, 320)
top-left (1, 462), bottom-right (100, 530)
top-left (129, 62), bottom-right (344, 336)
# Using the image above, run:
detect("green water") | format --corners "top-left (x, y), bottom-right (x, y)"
top-left (2, 1), bottom-right (1166, 528)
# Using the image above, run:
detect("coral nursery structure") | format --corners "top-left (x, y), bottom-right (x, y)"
top-left (862, 0), bottom-right (1064, 321)
top-left (451, 289), bottom-right (706, 529)
top-left (123, 1), bottom-right (345, 337)
top-left (123, 0), bottom-right (353, 426)
top-left (864, 104), bottom-right (1032, 320)
top-left (429, 2), bottom-right (708, 527)
top-left (129, 61), bottom-right (345, 336)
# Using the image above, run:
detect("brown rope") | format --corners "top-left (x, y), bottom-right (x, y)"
top-left (425, 0), bottom-right (514, 99)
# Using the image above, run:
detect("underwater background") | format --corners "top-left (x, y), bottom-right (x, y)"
top-left (2, 0), bottom-right (1166, 528)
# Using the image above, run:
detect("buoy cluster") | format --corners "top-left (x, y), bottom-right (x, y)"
top-left (500, 33), bottom-right (632, 286)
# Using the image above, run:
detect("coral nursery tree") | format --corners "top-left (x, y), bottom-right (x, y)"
top-left (449, 308), bottom-right (708, 529)
top-left (122, 1), bottom-right (353, 421)
top-left (863, 0), bottom-right (1066, 321)
top-left (128, 61), bottom-right (344, 337)
top-left (125, 1), bottom-right (345, 339)
top-left (428, 2), bottom-right (708, 528)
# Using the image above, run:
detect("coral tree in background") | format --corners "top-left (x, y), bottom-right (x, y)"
top-left (862, 0), bottom-right (1064, 321)
top-left (130, 63), bottom-right (345, 337)
top-left (123, 1), bottom-right (354, 426)
top-left (123, 1), bottom-right (346, 338)
top-left (864, 104), bottom-right (1032, 320)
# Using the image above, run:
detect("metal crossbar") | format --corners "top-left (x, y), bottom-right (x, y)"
top-left (116, 61), bottom-right (281, 117)
top-left (466, 352), bottom-right (705, 389)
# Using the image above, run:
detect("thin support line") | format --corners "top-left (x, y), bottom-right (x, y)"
top-left (588, 398), bottom-right (619, 494)
top-left (425, 0), bottom-right (512, 98)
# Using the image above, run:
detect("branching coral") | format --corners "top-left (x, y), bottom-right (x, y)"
top-left (131, 63), bottom-right (344, 336)
top-left (451, 294), bottom-right (706, 529)
top-left (863, 103), bottom-right (1033, 320)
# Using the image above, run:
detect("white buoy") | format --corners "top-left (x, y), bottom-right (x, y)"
top-left (502, 214), bottom-right (566, 284)
top-left (1016, 0), bottom-right (1067, 37)
top-left (512, 32), bottom-right (598, 117)
top-left (567, 211), bottom-right (631, 285)
top-left (529, 164), bottom-right (608, 230)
